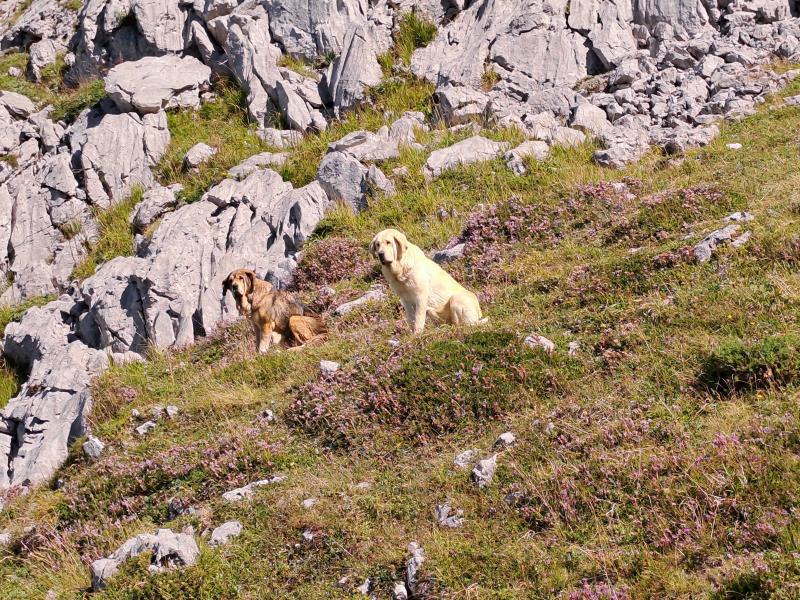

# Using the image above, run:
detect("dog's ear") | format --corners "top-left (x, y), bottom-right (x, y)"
top-left (244, 270), bottom-right (256, 295)
top-left (222, 273), bottom-right (232, 296)
top-left (393, 230), bottom-right (409, 261)
top-left (369, 235), bottom-right (379, 258)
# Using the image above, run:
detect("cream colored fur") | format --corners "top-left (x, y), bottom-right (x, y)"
top-left (370, 228), bottom-right (485, 334)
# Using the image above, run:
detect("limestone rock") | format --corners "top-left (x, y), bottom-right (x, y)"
top-left (184, 143), bottom-right (218, 170)
top-left (324, 25), bottom-right (382, 114)
top-left (423, 136), bottom-right (509, 178)
top-left (436, 85), bottom-right (489, 126)
top-left (333, 285), bottom-right (386, 316)
top-left (82, 435), bottom-right (105, 459)
top-left (222, 475), bottom-right (287, 501)
top-left (693, 224), bottom-right (740, 263)
top-left (327, 130), bottom-right (399, 163)
top-left (316, 151), bottom-right (372, 211)
top-left (505, 140), bottom-right (549, 175)
top-left (228, 152), bottom-right (288, 180)
top-left (435, 502), bottom-right (464, 528)
top-left (523, 334), bottom-right (555, 354)
top-left (209, 520), bottom-right (243, 547)
top-left (130, 185), bottom-right (181, 232)
top-left (472, 453), bottom-right (498, 489)
top-left (105, 56), bottom-right (211, 114)
top-left (80, 109), bottom-right (170, 208)
top-left (90, 528), bottom-right (200, 591)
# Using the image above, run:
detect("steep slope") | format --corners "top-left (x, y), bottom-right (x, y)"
top-left (1, 71), bottom-right (800, 598)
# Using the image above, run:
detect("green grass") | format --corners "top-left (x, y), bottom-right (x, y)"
top-left (4, 62), bottom-right (800, 600)
top-left (0, 51), bottom-right (106, 123)
top-left (394, 12), bottom-right (437, 66)
top-left (154, 80), bottom-right (271, 202)
top-left (276, 54), bottom-right (317, 79)
top-left (71, 187), bottom-right (143, 280)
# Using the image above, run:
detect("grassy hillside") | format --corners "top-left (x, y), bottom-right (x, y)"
top-left (3, 60), bottom-right (800, 600)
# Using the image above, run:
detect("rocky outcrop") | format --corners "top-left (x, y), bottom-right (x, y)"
top-left (78, 106), bottom-right (171, 208)
top-left (1, 165), bottom-right (334, 489)
top-left (0, 298), bottom-right (109, 489)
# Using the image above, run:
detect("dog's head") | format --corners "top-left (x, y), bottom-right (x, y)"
top-left (370, 228), bottom-right (409, 267)
top-left (223, 269), bottom-right (257, 302)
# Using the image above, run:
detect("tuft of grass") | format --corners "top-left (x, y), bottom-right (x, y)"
top-left (154, 80), bottom-right (270, 202)
top-left (277, 54), bottom-right (317, 79)
top-left (71, 188), bottom-right (143, 280)
top-left (50, 79), bottom-right (107, 123)
top-left (699, 334), bottom-right (800, 394)
top-left (481, 67), bottom-right (501, 91)
top-left (395, 12), bottom-right (437, 66)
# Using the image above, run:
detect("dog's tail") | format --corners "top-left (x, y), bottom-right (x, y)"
top-left (289, 314), bottom-right (328, 344)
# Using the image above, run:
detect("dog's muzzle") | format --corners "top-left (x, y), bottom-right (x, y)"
top-left (378, 252), bottom-right (391, 265)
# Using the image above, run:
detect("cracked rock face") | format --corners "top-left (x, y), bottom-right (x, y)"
top-left (79, 107), bottom-right (171, 208)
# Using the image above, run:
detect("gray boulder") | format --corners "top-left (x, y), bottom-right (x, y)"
top-left (505, 140), bottom-right (549, 176)
top-left (435, 502), bottom-right (464, 528)
top-left (0, 91), bottom-right (36, 119)
top-left (333, 284), bottom-right (386, 316)
top-left (693, 224), bottom-right (740, 263)
top-left (570, 96), bottom-right (611, 136)
top-left (209, 520), bottom-right (243, 546)
top-left (90, 528), bottom-right (200, 591)
top-left (130, 185), bottom-right (181, 232)
top-left (82, 435), bottom-right (105, 459)
top-left (471, 453), bottom-right (498, 489)
top-left (184, 143), bottom-right (218, 170)
top-left (222, 475), bottom-right (287, 502)
top-left (257, 127), bottom-right (303, 149)
top-left (1, 299), bottom-right (109, 489)
top-left (593, 116), bottom-right (651, 168)
top-left (316, 151), bottom-right (372, 211)
top-left (436, 85), bottom-right (489, 126)
top-left (105, 56), bottom-right (212, 114)
top-left (228, 152), bottom-right (288, 180)
top-left (327, 129), bottom-right (399, 163)
top-left (423, 136), bottom-right (510, 178)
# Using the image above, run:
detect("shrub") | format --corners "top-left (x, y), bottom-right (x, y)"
top-left (290, 236), bottom-right (376, 291)
top-left (286, 331), bottom-right (563, 449)
top-left (699, 334), bottom-right (800, 394)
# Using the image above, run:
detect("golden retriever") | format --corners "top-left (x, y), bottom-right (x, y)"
top-left (370, 228), bottom-right (485, 334)
top-left (223, 269), bottom-right (326, 353)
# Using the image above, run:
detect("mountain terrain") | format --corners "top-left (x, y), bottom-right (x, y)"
top-left (1, 0), bottom-right (800, 598)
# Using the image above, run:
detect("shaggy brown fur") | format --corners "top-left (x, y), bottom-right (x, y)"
top-left (223, 269), bottom-right (326, 353)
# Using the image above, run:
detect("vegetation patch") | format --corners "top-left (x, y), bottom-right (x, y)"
top-left (290, 236), bottom-right (376, 292)
top-left (286, 331), bottom-right (566, 449)
top-left (0, 52), bottom-right (106, 123)
top-left (699, 334), bottom-right (800, 394)
top-left (72, 187), bottom-right (143, 281)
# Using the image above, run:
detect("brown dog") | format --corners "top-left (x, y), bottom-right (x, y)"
top-left (223, 269), bottom-right (326, 353)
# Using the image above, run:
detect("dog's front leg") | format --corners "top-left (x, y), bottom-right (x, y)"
top-left (258, 322), bottom-right (275, 354)
top-left (411, 289), bottom-right (429, 334)
top-left (253, 323), bottom-right (262, 353)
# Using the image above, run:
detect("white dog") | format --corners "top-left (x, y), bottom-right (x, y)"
top-left (370, 228), bottom-right (486, 334)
